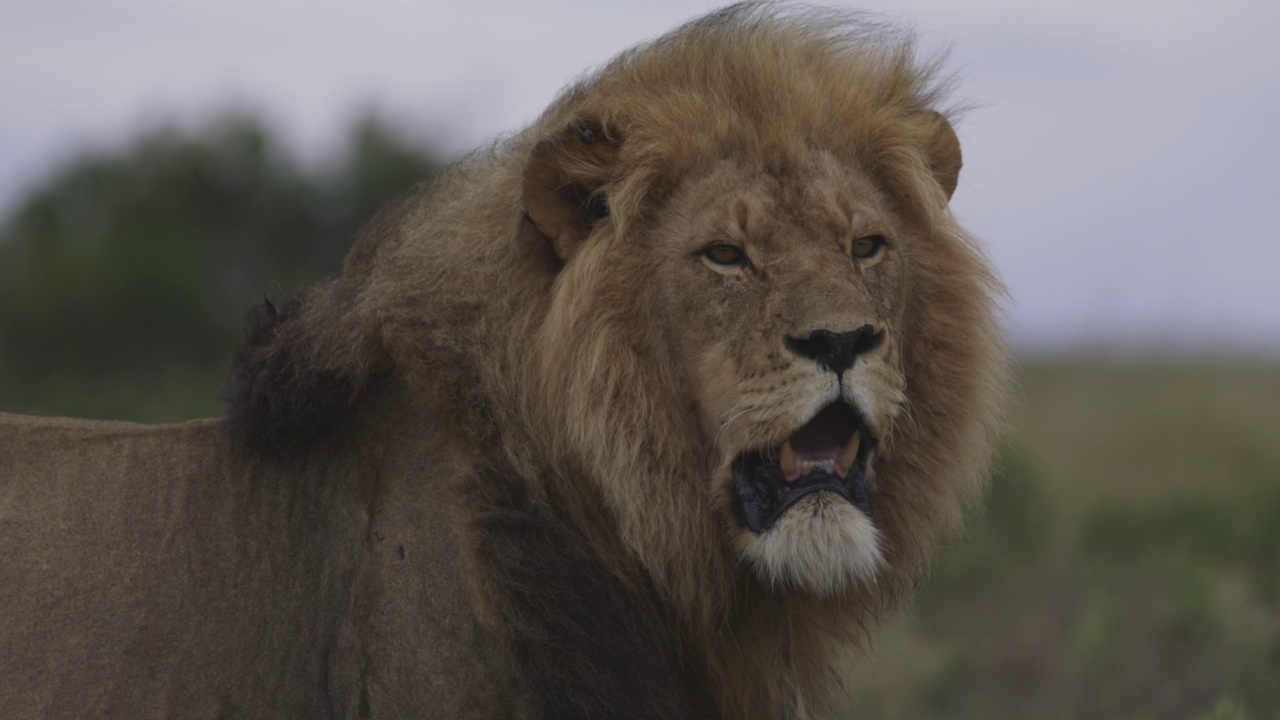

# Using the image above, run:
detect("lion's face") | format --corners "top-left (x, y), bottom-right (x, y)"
top-left (643, 152), bottom-right (911, 594)
top-left (522, 53), bottom-right (997, 607)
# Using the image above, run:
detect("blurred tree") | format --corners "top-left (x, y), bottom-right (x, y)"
top-left (0, 113), bottom-right (440, 421)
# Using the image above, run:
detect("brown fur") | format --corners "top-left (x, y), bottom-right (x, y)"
top-left (0, 5), bottom-right (1005, 718)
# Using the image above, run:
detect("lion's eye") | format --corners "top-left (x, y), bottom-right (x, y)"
top-left (703, 244), bottom-right (747, 266)
top-left (852, 235), bottom-right (886, 260)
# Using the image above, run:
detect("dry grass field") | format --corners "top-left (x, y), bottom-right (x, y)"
top-left (840, 360), bottom-right (1280, 719)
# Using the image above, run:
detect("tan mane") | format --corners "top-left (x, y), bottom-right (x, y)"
top-left (495, 8), bottom-right (1006, 715)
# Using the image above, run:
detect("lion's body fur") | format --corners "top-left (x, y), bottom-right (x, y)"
top-left (0, 402), bottom-right (520, 716)
top-left (0, 5), bottom-right (1005, 718)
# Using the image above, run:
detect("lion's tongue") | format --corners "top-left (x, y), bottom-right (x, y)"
top-left (779, 404), bottom-right (861, 482)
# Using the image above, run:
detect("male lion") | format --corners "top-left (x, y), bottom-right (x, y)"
top-left (0, 5), bottom-right (1005, 719)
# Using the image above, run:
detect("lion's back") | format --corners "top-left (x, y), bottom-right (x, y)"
top-left (0, 407), bottom-right (525, 718)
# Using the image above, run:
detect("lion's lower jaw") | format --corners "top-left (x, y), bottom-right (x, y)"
top-left (735, 492), bottom-right (883, 596)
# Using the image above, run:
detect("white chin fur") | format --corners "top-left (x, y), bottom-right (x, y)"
top-left (736, 492), bottom-right (883, 596)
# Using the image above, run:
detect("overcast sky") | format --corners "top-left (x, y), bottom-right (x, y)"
top-left (2, 0), bottom-right (1277, 357)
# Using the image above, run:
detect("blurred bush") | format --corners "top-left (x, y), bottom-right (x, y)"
top-left (0, 113), bottom-right (439, 420)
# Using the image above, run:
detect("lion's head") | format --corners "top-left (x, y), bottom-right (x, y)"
top-left (516, 7), bottom-right (1005, 617)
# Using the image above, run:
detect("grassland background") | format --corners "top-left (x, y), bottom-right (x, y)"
top-left (2, 117), bottom-right (1276, 719)
top-left (840, 362), bottom-right (1280, 719)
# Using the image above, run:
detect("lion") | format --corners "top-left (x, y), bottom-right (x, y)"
top-left (0, 5), bottom-right (1006, 718)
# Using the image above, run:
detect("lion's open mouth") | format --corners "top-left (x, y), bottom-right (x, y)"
top-left (731, 402), bottom-right (874, 534)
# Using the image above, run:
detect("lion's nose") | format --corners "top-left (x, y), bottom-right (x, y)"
top-left (785, 325), bottom-right (884, 375)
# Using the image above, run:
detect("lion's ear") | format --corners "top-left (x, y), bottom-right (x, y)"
top-left (522, 117), bottom-right (621, 261)
top-left (921, 111), bottom-right (962, 200)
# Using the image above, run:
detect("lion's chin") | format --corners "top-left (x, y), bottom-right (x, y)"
top-left (734, 491), bottom-right (883, 596)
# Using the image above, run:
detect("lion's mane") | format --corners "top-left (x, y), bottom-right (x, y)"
top-left (222, 4), bottom-right (1007, 717)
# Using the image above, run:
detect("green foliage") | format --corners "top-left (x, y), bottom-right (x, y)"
top-left (921, 653), bottom-right (972, 715)
top-left (1193, 696), bottom-right (1251, 720)
top-left (0, 113), bottom-right (439, 421)
top-left (1072, 593), bottom-right (1120, 678)
top-left (922, 441), bottom-right (1052, 596)
top-left (1080, 483), bottom-right (1280, 601)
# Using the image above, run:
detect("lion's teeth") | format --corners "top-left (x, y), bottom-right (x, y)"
top-left (838, 430), bottom-right (861, 474)
top-left (799, 459), bottom-right (835, 472)
top-left (779, 441), bottom-right (797, 478)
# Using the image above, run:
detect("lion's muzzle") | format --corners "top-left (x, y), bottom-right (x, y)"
top-left (731, 402), bottom-right (873, 533)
